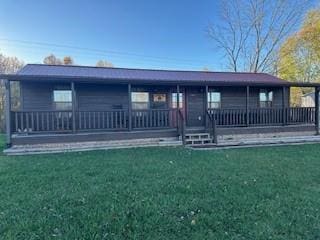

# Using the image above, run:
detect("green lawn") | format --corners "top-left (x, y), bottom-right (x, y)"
top-left (1, 139), bottom-right (320, 239)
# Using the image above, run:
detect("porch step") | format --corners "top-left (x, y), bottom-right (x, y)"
top-left (185, 139), bottom-right (213, 145)
top-left (184, 132), bottom-right (213, 146)
top-left (185, 133), bottom-right (210, 139)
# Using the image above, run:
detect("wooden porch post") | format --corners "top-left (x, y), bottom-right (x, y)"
top-left (204, 85), bottom-right (208, 128)
top-left (5, 79), bottom-right (11, 148)
top-left (128, 83), bottom-right (132, 131)
top-left (71, 82), bottom-right (76, 133)
top-left (176, 85), bottom-right (180, 131)
top-left (315, 87), bottom-right (320, 135)
top-left (288, 87), bottom-right (291, 107)
top-left (246, 86), bottom-right (250, 127)
top-left (282, 86), bottom-right (287, 126)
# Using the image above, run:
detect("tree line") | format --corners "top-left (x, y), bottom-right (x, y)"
top-left (42, 54), bottom-right (114, 67)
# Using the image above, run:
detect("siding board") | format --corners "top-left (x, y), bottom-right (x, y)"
top-left (77, 84), bottom-right (129, 111)
top-left (21, 82), bottom-right (288, 118)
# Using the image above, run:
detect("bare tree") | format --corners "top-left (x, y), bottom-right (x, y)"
top-left (43, 54), bottom-right (62, 65)
top-left (0, 54), bottom-right (24, 74)
top-left (96, 60), bottom-right (114, 68)
top-left (0, 54), bottom-right (24, 131)
top-left (207, 0), bottom-right (309, 73)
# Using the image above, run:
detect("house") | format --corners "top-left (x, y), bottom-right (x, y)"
top-left (302, 92), bottom-right (316, 107)
top-left (1, 64), bottom-right (320, 148)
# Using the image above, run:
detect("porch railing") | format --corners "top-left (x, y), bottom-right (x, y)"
top-left (178, 109), bottom-right (186, 144)
top-left (11, 107), bottom-right (316, 134)
top-left (132, 109), bottom-right (176, 129)
top-left (77, 110), bottom-right (128, 131)
top-left (12, 110), bottom-right (73, 133)
top-left (11, 108), bottom-right (177, 134)
top-left (206, 111), bottom-right (217, 143)
top-left (285, 107), bottom-right (315, 124)
top-left (207, 107), bottom-right (315, 127)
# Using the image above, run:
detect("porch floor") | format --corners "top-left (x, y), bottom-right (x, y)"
top-left (5, 133), bottom-right (320, 155)
top-left (11, 128), bottom-right (178, 145)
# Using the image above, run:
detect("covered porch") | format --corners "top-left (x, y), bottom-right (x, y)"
top-left (4, 80), bottom-right (320, 146)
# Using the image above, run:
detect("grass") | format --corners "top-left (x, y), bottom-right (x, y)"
top-left (1, 138), bottom-right (320, 239)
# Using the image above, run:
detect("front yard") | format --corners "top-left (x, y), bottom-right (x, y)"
top-left (1, 139), bottom-right (320, 239)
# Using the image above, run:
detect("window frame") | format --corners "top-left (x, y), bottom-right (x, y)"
top-left (171, 92), bottom-right (183, 109)
top-left (207, 91), bottom-right (221, 109)
top-left (131, 92), bottom-right (150, 110)
top-left (53, 89), bottom-right (72, 110)
top-left (259, 89), bottom-right (273, 108)
top-left (153, 93), bottom-right (166, 103)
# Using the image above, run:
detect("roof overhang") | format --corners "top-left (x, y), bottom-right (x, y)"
top-left (1, 74), bottom-right (319, 88)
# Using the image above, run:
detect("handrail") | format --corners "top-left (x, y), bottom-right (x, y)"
top-left (206, 110), bottom-right (217, 144)
top-left (11, 110), bottom-right (73, 113)
top-left (207, 107), bottom-right (315, 111)
top-left (132, 108), bottom-right (173, 112)
top-left (178, 109), bottom-right (186, 145)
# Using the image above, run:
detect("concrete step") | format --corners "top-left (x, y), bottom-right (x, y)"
top-left (184, 132), bottom-right (214, 146)
top-left (186, 139), bottom-right (213, 145)
top-left (185, 133), bottom-right (210, 140)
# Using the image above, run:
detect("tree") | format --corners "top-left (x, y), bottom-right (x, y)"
top-left (0, 54), bottom-right (24, 75)
top-left (43, 55), bottom-right (74, 65)
top-left (96, 60), bottom-right (114, 68)
top-left (290, 87), bottom-right (303, 107)
top-left (43, 54), bottom-right (62, 65)
top-left (0, 54), bottom-right (24, 131)
top-left (207, 0), bottom-right (308, 73)
top-left (278, 8), bottom-right (320, 105)
top-left (63, 56), bottom-right (74, 65)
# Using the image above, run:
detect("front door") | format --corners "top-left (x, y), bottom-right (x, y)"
top-left (186, 88), bottom-right (205, 127)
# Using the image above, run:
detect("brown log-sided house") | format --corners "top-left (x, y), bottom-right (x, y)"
top-left (1, 64), bottom-right (320, 148)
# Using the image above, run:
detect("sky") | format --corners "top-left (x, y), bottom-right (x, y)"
top-left (0, 0), bottom-right (318, 71)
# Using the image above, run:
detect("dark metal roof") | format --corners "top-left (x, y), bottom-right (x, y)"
top-left (1, 64), bottom-right (318, 87)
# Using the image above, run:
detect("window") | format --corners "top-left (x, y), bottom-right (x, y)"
top-left (132, 92), bottom-right (149, 109)
top-left (207, 91), bottom-right (221, 109)
top-left (152, 93), bottom-right (167, 109)
top-left (53, 90), bottom-right (72, 110)
top-left (259, 89), bottom-right (273, 108)
top-left (11, 81), bottom-right (21, 111)
top-left (172, 93), bottom-right (183, 108)
top-left (153, 94), bottom-right (166, 102)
